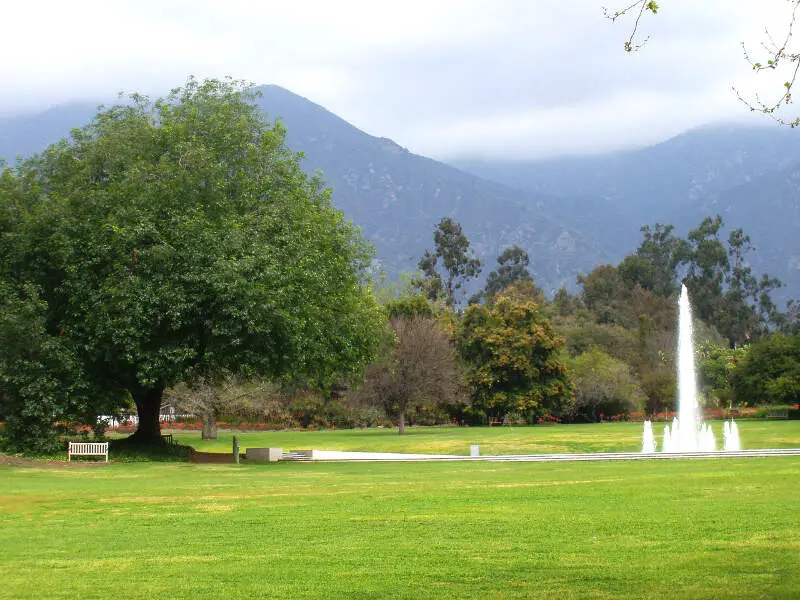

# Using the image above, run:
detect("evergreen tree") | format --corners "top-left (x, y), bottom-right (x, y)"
top-left (416, 217), bottom-right (481, 308)
top-left (483, 245), bottom-right (533, 299)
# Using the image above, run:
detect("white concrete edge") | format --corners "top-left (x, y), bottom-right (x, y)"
top-left (296, 449), bottom-right (800, 463)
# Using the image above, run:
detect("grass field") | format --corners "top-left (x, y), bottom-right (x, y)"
top-left (1, 456), bottom-right (799, 599)
top-left (168, 419), bottom-right (800, 455)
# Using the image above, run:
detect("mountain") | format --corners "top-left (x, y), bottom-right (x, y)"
top-left (0, 103), bottom-right (98, 163)
top-left (675, 162), bottom-right (800, 296)
top-left (455, 124), bottom-right (800, 300)
top-left (0, 86), bottom-right (604, 296)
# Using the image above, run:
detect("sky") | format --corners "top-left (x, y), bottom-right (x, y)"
top-left (1, 0), bottom-right (797, 160)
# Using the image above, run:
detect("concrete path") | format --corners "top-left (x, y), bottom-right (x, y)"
top-left (292, 448), bottom-right (800, 463)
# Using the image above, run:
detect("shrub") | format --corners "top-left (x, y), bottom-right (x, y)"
top-left (566, 347), bottom-right (646, 422)
top-left (639, 369), bottom-right (676, 414)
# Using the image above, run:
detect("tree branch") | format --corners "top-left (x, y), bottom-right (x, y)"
top-left (603, 0), bottom-right (658, 52)
top-left (734, 1), bottom-right (800, 126)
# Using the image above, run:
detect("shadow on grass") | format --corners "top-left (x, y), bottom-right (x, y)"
top-left (107, 435), bottom-right (195, 462)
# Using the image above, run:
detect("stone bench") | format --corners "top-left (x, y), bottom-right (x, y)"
top-left (68, 442), bottom-right (109, 462)
top-left (245, 447), bottom-right (283, 462)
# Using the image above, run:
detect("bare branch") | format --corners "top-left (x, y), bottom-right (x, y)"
top-left (353, 316), bottom-right (462, 433)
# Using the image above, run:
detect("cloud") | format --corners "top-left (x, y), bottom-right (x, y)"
top-left (1, 0), bottom-right (797, 157)
top-left (408, 86), bottom-right (749, 160)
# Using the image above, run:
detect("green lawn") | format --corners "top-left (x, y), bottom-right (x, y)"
top-left (1, 457), bottom-right (799, 599)
top-left (169, 419), bottom-right (800, 455)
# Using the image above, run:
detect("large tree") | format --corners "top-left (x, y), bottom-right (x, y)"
top-left (618, 223), bottom-right (687, 297)
top-left (0, 78), bottom-right (383, 447)
top-left (459, 295), bottom-right (573, 420)
top-left (679, 216), bottom-right (782, 346)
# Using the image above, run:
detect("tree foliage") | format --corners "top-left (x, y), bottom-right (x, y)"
top-left (480, 245), bottom-right (533, 302)
top-left (417, 217), bottom-right (481, 308)
top-left (731, 333), bottom-right (800, 405)
top-left (606, 216), bottom-right (784, 347)
top-left (459, 296), bottom-right (572, 419)
top-left (696, 342), bottom-right (749, 408)
top-left (0, 284), bottom-right (84, 452)
top-left (679, 217), bottom-right (782, 346)
top-left (619, 223), bottom-right (686, 297)
top-left (607, 0), bottom-right (800, 126)
top-left (0, 78), bottom-right (383, 446)
top-left (566, 346), bottom-right (646, 421)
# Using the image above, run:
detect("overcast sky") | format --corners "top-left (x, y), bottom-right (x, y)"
top-left (1, 0), bottom-right (797, 160)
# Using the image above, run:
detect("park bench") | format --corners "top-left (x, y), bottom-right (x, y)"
top-left (766, 409), bottom-right (789, 420)
top-left (68, 442), bottom-right (109, 462)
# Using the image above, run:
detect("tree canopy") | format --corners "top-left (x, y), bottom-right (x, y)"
top-left (731, 332), bottom-right (800, 405)
top-left (0, 78), bottom-right (383, 449)
top-left (459, 296), bottom-right (572, 420)
top-left (417, 217), bottom-right (481, 308)
top-left (566, 346), bottom-right (646, 422)
top-left (482, 245), bottom-right (533, 300)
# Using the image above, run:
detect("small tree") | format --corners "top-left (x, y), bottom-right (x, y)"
top-left (355, 316), bottom-right (461, 434)
top-left (566, 347), bottom-right (646, 422)
top-left (696, 342), bottom-right (748, 408)
top-left (164, 377), bottom-right (278, 440)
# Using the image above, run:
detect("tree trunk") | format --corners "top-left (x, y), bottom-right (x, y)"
top-left (131, 385), bottom-right (164, 442)
top-left (398, 410), bottom-right (406, 435)
top-left (201, 411), bottom-right (218, 440)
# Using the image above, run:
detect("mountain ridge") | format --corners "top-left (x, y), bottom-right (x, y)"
top-left (454, 123), bottom-right (800, 300)
top-left (0, 85), bottom-right (605, 295)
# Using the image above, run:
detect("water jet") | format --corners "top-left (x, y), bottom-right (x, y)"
top-left (642, 284), bottom-right (740, 453)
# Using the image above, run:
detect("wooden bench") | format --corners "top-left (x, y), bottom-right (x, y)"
top-left (766, 410), bottom-right (789, 419)
top-left (68, 442), bottom-right (109, 462)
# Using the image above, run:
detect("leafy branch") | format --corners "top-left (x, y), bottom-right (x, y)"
top-left (605, 0), bottom-right (800, 127)
top-left (735, 0), bottom-right (800, 127)
top-left (602, 0), bottom-right (659, 52)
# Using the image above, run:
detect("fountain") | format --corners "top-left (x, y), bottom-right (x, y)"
top-left (642, 284), bottom-right (740, 453)
top-left (723, 419), bottom-right (741, 451)
top-left (641, 420), bottom-right (657, 453)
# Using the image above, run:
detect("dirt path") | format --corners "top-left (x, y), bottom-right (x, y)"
top-left (190, 451), bottom-right (242, 464)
